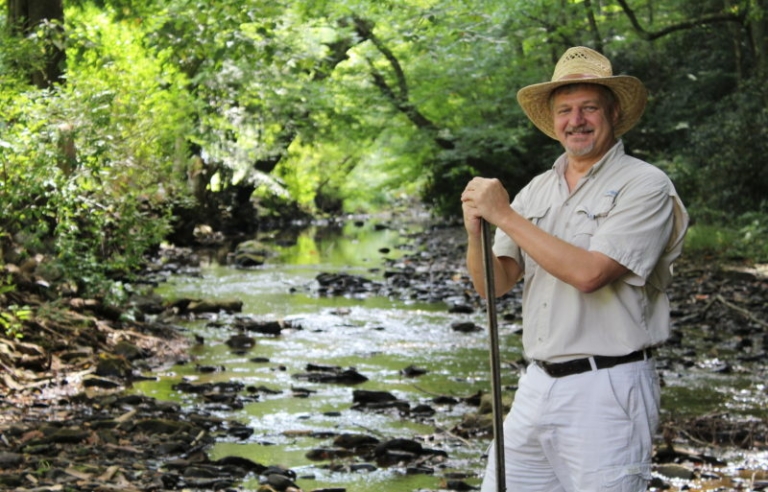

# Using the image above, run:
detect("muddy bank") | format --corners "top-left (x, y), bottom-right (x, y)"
top-left (1, 221), bottom-right (768, 491)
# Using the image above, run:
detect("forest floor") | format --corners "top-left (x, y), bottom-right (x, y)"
top-left (1, 223), bottom-right (767, 491)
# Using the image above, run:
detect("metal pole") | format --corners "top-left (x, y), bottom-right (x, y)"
top-left (481, 219), bottom-right (506, 492)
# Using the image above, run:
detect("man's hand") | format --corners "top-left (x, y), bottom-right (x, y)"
top-left (461, 177), bottom-right (511, 235)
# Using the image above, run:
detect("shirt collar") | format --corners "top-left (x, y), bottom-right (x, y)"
top-left (553, 140), bottom-right (625, 178)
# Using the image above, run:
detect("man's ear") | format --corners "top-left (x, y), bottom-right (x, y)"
top-left (612, 103), bottom-right (621, 126)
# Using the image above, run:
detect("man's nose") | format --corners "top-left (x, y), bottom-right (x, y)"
top-left (570, 108), bottom-right (586, 124)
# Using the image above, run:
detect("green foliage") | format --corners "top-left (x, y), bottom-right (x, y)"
top-left (0, 304), bottom-right (32, 339)
top-left (2, 0), bottom-right (768, 269)
top-left (685, 210), bottom-right (768, 262)
top-left (1, 2), bottom-right (194, 299)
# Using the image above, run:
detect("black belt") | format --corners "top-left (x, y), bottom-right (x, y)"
top-left (535, 349), bottom-right (653, 378)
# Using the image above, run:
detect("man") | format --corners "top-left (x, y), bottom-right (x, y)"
top-left (461, 46), bottom-right (689, 491)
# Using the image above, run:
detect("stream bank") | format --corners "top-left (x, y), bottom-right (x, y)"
top-left (1, 218), bottom-right (767, 491)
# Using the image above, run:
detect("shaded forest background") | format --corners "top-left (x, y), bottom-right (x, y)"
top-left (1, 0), bottom-right (767, 320)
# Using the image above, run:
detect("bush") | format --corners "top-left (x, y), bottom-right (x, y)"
top-left (0, 4), bottom-right (194, 301)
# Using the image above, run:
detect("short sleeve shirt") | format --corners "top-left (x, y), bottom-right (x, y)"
top-left (493, 141), bottom-right (689, 363)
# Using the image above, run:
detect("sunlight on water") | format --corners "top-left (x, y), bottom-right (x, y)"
top-left (137, 219), bottom-right (519, 491)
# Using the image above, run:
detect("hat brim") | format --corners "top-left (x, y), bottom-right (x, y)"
top-left (516, 76), bottom-right (647, 140)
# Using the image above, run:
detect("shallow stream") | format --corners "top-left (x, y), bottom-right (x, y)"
top-left (135, 218), bottom-right (520, 491)
top-left (134, 217), bottom-right (768, 492)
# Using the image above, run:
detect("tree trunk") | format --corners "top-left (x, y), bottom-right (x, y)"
top-left (7, 0), bottom-right (65, 88)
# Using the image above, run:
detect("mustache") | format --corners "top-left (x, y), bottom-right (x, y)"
top-left (566, 125), bottom-right (594, 133)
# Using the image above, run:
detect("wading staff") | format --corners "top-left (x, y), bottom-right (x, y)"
top-left (481, 219), bottom-right (506, 492)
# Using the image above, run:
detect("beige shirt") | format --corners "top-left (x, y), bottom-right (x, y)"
top-left (494, 141), bottom-right (689, 363)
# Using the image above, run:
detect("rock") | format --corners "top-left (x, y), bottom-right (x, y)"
top-left (82, 374), bottom-right (122, 389)
top-left (0, 452), bottom-right (24, 467)
top-left (225, 334), bottom-right (256, 349)
top-left (333, 433), bottom-right (380, 452)
top-left (236, 319), bottom-right (283, 336)
top-left (451, 321), bottom-right (482, 333)
top-left (233, 239), bottom-right (272, 267)
top-left (113, 340), bottom-right (146, 360)
top-left (293, 368), bottom-right (368, 385)
top-left (95, 353), bottom-right (133, 378)
top-left (400, 364), bottom-right (428, 377)
top-left (655, 463), bottom-right (696, 480)
top-left (351, 389), bottom-right (397, 405)
top-left (305, 447), bottom-right (355, 461)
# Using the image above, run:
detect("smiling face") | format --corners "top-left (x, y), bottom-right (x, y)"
top-left (551, 84), bottom-right (620, 164)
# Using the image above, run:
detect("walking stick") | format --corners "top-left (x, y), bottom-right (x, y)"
top-left (480, 219), bottom-right (507, 492)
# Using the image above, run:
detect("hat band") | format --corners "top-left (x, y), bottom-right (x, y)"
top-left (555, 73), bottom-right (607, 82)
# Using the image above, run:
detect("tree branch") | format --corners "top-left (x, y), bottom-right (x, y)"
top-left (616, 0), bottom-right (746, 41)
top-left (353, 15), bottom-right (454, 150)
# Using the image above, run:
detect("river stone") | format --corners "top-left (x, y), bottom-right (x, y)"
top-left (351, 389), bottom-right (397, 405)
top-left (113, 340), bottom-right (145, 360)
top-left (45, 427), bottom-right (90, 444)
top-left (186, 299), bottom-right (243, 314)
top-left (655, 463), bottom-right (696, 479)
top-left (333, 433), bottom-right (380, 451)
top-left (132, 418), bottom-right (194, 435)
top-left (373, 438), bottom-right (424, 457)
top-left (214, 455), bottom-right (267, 474)
top-left (451, 321), bottom-right (482, 333)
top-left (0, 452), bottom-right (23, 467)
top-left (225, 334), bottom-right (256, 349)
top-left (95, 353), bottom-right (133, 378)
top-left (293, 368), bottom-right (368, 385)
top-left (236, 319), bottom-right (283, 336)
top-left (305, 447), bottom-right (354, 461)
top-left (263, 472), bottom-right (299, 490)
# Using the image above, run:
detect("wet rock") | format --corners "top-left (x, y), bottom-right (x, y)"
top-left (451, 321), bottom-right (482, 333)
top-left (411, 404), bottom-right (436, 416)
top-left (315, 272), bottom-right (379, 296)
top-left (133, 418), bottom-right (195, 435)
top-left (113, 339), bottom-right (146, 360)
top-left (82, 374), bottom-right (122, 389)
top-left (400, 364), bottom-right (428, 377)
top-left (95, 352), bottom-right (133, 378)
top-left (215, 455), bottom-right (268, 474)
top-left (351, 389), bottom-right (397, 405)
top-left (406, 466), bottom-right (434, 474)
top-left (305, 447), bottom-right (355, 461)
top-left (236, 318), bottom-right (283, 336)
top-left (174, 298), bottom-right (243, 314)
top-left (655, 463), bottom-right (696, 480)
top-left (233, 239), bottom-right (272, 267)
top-left (263, 472), bottom-right (300, 491)
top-left (433, 395), bottom-right (460, 405)
top-left (444, 479), bottom-right (481, 491)
top-left (173, 380), bottom-right (245, 394)
top-left (293, 367), bottom-right (368, 385)
top-left (225, 333), bottom-right (256, 349)
top-left (333, 433), bottom-right (380, 453)
top-left (372, 437), bottom-right (424, 456)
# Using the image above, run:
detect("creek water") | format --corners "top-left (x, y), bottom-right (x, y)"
top-left (134, 217), bottom-right (520, 491)
top-left (133, 217), bottom-right (768, 492)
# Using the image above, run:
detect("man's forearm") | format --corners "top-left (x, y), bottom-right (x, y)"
top-left (466, 233), bottom-right (520, 298)
top-left (494, 209), bottom-right (626, 293)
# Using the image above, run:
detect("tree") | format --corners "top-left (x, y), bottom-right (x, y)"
top-left (6, 0), bottom-right (65, 88)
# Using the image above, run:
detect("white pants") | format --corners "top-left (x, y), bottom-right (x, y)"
top-left (480, 359), bottom-right (659, 492)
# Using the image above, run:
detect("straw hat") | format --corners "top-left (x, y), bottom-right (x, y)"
top-left (517, 46), bottom-right (647, 140)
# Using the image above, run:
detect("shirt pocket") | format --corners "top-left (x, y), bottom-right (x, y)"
top-left (522, 205), bottom-right (550, 279)
top-left (571, 190), bottom-right (618, 249)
